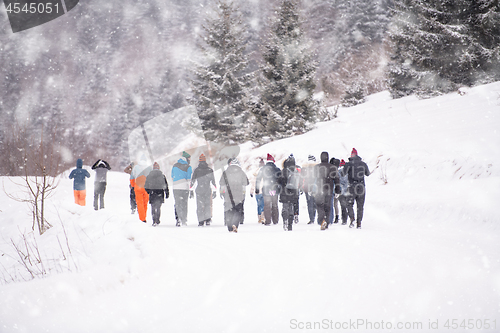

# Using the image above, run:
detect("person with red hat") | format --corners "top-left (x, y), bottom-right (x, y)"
top-left (344, 148), bottom-right (370, 229)
top-left (255, 153), bottom-right (281, 225)
top-left (190, 154), bottom-right (217, 227)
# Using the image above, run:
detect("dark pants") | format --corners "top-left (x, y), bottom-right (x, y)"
top-left (94, 182), bottom-right (106, 210)
top-left (130, 187), bottom-right (137, 211)
top-left (148, 189), bottom-right (165, 224)
top-left (346, 183), bottom-right (366, 227)
top-left (305, 193), bottom-right (316, 223)
top-left (151, 201), bottom-right (162, 224)
top-left (196, 191), bottom-right (212, 224)
top-left (264, 195), bottom-right (279, 225)
top-left (329, 195), bottom-right (339, 223)
top-left (173, 190), bottom-right (189, 223)
top-left (282, 202), bottom-right (294, 231)
top-left (293, 198), bottom-right (299, 215)
top-left (316, 194), bottom-right (332, 226)
top-left (339, 195), bottom-right (348, 224)
top-left (225, 202), bottom-right (244, 231)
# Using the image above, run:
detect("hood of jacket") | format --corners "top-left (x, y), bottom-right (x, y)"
top-left (197, 161), bottom-right (209, 169)
top-left (320, 152), bottom-right (329, 163)
top-left (349, 155), bottom-right (362, 162)
top-left (76, 159), bottom-right (83, 169)
top-left (177, 158), bottom-right (188, 165)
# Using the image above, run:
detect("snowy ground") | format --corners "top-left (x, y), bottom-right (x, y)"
top-left (1, 83), bottom-right (499, 333)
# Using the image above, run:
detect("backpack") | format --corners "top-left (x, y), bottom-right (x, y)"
top-left (285, 168), bottom-right (300, 192)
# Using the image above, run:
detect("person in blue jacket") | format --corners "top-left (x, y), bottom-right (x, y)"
top-left (171, 151), bottom-right (193, 226)
top-left (69, 158), bottom-right (91, 206)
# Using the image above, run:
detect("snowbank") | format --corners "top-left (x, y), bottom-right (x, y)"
top-left (0, 83), bottom-right (499, 333)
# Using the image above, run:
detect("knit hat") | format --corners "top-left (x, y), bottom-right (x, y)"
top-left (153, 162), bottom-right (160, 169)
top-left (351, 148), bottom-right (358, 157)
top-left (308, 155), bottom-right (316, 162)
top-left (340, 159), bottom-right (345, 167)
top-left (228, 158), bottom-right (240, 166)
top-left (199, 154), bottom-right (206, 162)
top-left (182, 151), bottom-right (191, 158)
top-left (267, 153), bottom-right (275, 162)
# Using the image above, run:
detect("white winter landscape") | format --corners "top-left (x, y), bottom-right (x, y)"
top-left (1, 82), bottom-right (499, 332)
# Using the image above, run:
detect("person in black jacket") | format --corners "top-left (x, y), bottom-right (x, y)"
top-left (344, 148), bottom-right (370, 229)
top-left (255, 154), bottom-right (281, 225)
top-left (279, 154), bottom-right (300, 231)
top-left (190, 154), bottom-right (217, 226)
top-left (313, 151), bottom-right (341, 230)
top-left (220, 158), bottom-right (249, 232)
top-left (145, 162), bottom-right (169, 226)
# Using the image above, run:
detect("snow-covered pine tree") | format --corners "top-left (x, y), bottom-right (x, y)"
top-left (253, 0), bottom-right (320, 140)
top-left (387, 0), bottom-right (466, 97)
top-left (190, 0), bottom-right (253, 145)
top-left (387, 0), bottom-right (499, 98)
top-left (305, 0), bottom-right (390, 102)
top-left (465, 0), bottom-right (500, 84)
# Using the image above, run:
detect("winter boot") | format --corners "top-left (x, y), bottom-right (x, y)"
top-left (176, 220), bottom-right (180, 227)
top-left (294, 214), bottom-right (299, 224)
top-left (198, 221), bottom-right (204, 227)
top-left (334, 215), bottom-right (339, 224)
top-left (232, 225), bottom-right (238, 233)
top-left (320, 220), bottom-right (328, 230)
top-left (205, 219), bottom-right (211, 226)
top-left (307, 220), bottom-right (314, 225)
top-left (349, 220), bottom-right (355, 228)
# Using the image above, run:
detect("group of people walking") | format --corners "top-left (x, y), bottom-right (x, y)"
top-left (123, 151), bottom-right (248, 232)
top-left (69, 147), bottom-right (370, 232)
top-left (252, 149), bottom-right (369, 231)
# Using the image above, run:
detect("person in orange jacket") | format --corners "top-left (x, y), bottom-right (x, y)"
top-left (131, 156), bottom-right (153, 223)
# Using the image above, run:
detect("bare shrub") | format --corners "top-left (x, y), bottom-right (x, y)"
top-left (3, 124), bottom-right (61, 235)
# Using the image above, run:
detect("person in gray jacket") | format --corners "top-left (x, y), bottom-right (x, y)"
top-left (145, 162), bottom-right (169, 226)
top-left (190, 154), bottom-right (217, 226)
top-left (91, 159), bottom-right (111, 210)
top-left (220, 158), bottom-right (249, 232)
